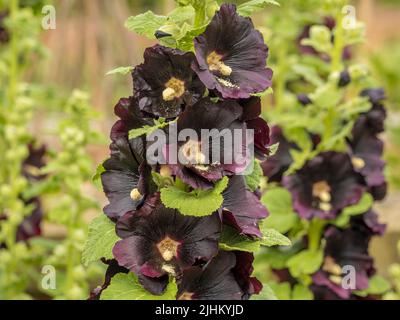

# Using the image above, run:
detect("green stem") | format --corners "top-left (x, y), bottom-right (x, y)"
top-left (308, 218), bottom-right (326, 252)
top-left (8, 0), bottom-right (19, 108)
top-left (330, 12), bottom-right (345, 73)
top-left (275, 41), bottom-right (288, 110)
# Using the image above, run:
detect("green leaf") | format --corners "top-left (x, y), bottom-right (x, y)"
top-left (292, 64), bottom-right (323, 87)
top-left (160, 177), bottom-right (229, 216)
top-left (237, 0), bottom-right (280, 17)
top-left (269, 282), bottom-right (291, 300)
top-left (292, 284), bottom-right (313, 300)
top-left (219, 226), bottom-right (260, 253)
top-left (261, 187), bottom-right (299, 234)
top-left (332, 193), bottom-right (373, 227)
top-left (125, 11), bottom-right (167, 39)
top-left (260, 228), bottom-right (292, 247)
top-left (92, 163), bottom-right (105, 182)
top-left (82, 215), bottom-right (119, 266)
top-left (310, 83), bottom-right (343, 109)
top-left (251, 283), bottom-right (278, 300)
top-left (287, 249), bottom-right (323, 277)
top-left (168, 6), bottom-right (195, 23)
top-left (251, 87), bottom-right (274, 97)
top-left (244, 160), bottom-right (263, 191)
top-left (268, 142), bottom-right (279, 157)
top-left (129, 118), bottom-right (175, 139)
top-left (101, 273), bottom-right (177, 300)
top-left (365, 275), bottom-right (391, 295)
top-left (106, 66), bottom-right (134, 76)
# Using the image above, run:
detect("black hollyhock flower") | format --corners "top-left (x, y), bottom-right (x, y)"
top-left (22, 143), bottom-right (47, 182)
top-left (132, 45), bottom-right (205, 118)
top-left (165, 98), bottom-right (263, 189)
top-left (354, 89), bottom-right (386, 137)
top-left (361, 88), bottom-right (386, 106)
top-left (176, 251), bottom-right (262, 300)
top-left (16, 198), bottom-right (42, 242)
top-left (311, 211), bottom-right (384, 299)
top-left (0, 143), bottom-right (46, 245)
top-left (349, 89), bottom-right (387, 200)
top-left (239, 98), bottom-right (271, 160)
top-left (261, 126), bottom-right (298, 182)
top-left (222, 175), bottom-right (268, 237)
top-left (110, 97), bottom-right (153, 143)
top-left (112, 201), bottom-right (221, 295)
top-left (348, 127), bottom-right (386, 198)
top-left (101, 136), bottom-right (154, 221)
top-left (283, 152), bottom-right (364, 220)
top-left (192, 4), bottom-right (272, 99)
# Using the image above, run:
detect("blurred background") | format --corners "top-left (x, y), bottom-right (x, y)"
top-left (27, 0), bottom-right (400, 278)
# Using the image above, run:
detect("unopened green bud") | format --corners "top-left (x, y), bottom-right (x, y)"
top-left (349, 64), bottom-right (369, 80)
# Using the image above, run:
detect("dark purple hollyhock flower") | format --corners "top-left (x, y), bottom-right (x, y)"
top-left (16, 198), bottom-right (42, 242)
top-left (177, 251), bottom-right (262, 300)
top-left (89, 258), bottom-right (129, 300)
top-left (22, 144), bottom-right (47, 182)
top-left (361, 88), bottom-right (386, 106)
top-left (311, 211), bottom-right (384, 299)
top-left (261, 126), bottom-right (298, 182)
top-left (0, 143), bottom-right (46, 245)
top-left (192, 4), bottom-right (272, 99)
top-left (113, 202), bottom-right (221, 295)
top-left (0, 11), bottom-right (9, 44)
top-left (110, 96), bottom-right (153, 143)
top-left (348, 127), bottom-right (386, 198)
top-left (283, 152), bottom-right (364, 220)
top-left (132, 45), bottom-right (205, 118)
top-left (239, 97), bottom-right (271, 160)
top-left (354, 89), bottom-right (386, 137)
top-left (349, 89), bottom-right (387, 199)
top-left (101, 136), bottom-right (154, 221)
top-left (165, 98), bottom-right (258, 189)
top-left (222, 175), bottom-right (268, 237)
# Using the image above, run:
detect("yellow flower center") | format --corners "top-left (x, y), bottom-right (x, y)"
top-left (130, 188), bottom-right (142, 201)
top-left (352, 156), bottom-right (366, 170)
top-left (207, 51), bottom-right (232, 76)
top-left (322, 256), bottom-right (342, 276)
top-left (312, 180), bottom-right (332, 212)
top-left (178, 292), bottom-right (194, 300)
top-left (162, 77), bottom-right (185, 101)
top-left (157, 236), bottom-right (180, 262)
top-left (180, 140), bottom-right (207, 165)
top-left (162, 264), bottom-right (176, 276)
